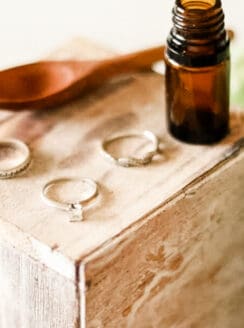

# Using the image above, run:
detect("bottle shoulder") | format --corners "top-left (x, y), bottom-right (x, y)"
top-left (165, 51), bottom-right (230, 70)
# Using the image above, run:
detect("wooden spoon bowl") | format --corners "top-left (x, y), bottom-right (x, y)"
top-left (0, 46), bottom-right (165, 110)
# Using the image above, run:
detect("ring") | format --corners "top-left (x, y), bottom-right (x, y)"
top-left (0, 138), bottom-right (31, 179)
top-left (101, 130), bottom-right (159, 167)
top-left (42, 177), bottom-right (98, 222)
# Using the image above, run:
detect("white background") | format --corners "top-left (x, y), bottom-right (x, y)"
top-left (0, 0), bottom-right (243, 68)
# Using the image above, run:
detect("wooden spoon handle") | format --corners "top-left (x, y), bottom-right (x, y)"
top-left (96, 45), bottom-right (165, 78)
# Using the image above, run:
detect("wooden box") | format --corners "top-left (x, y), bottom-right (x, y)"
top-left (0, 39), bottom-right (244, 328)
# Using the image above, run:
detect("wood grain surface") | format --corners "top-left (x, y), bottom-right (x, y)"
top-left (0, 39), bottom-right (243, 268)
top-left (0, 38), bottom-right (243, 328)
top-left (84, 151), bottom-right (244, 328)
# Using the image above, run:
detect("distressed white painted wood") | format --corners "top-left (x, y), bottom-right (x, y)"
top-left (0, 38), bottom-right (243, 327)
top-left (84, 151), bottom-right (244, 328)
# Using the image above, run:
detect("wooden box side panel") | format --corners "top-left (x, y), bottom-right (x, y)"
top-left (0, 244), bottom-right (79, 328)
top-left (84, 152), bottom-right (244, 328)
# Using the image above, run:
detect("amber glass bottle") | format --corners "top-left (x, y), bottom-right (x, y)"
top-left (165, 0), bottom-right (230, 144)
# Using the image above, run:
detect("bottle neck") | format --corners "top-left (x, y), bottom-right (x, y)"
top-left (167, 0), bottom-right (230, 67)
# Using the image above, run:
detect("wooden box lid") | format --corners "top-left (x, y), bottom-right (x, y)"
top-left (0, 38), bottom-right (243, 282)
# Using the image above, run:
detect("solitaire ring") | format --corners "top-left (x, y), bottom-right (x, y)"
top-left (42, 177), bottom-right (98, 222)
top-left (0, 138), bottom-right (31, 179)
top-left (101, 130), bottom-right (159, 167)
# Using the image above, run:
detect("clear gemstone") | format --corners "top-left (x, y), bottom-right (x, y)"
top-left (69, 203), bottom-right (84, 222)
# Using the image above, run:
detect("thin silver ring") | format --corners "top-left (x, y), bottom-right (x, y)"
top-left (101, 130), bottom-right (159, 167)
top-left (0, 138), bottom-right (31, 179)
top-left (42, 177), bottom-right (98, 222)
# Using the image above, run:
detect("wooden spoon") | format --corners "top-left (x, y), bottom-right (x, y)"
top-left (0, 46), bottom-right (165, 110)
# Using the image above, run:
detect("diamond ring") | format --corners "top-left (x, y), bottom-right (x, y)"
top-left (42, 177), bottom-right (98, 222)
